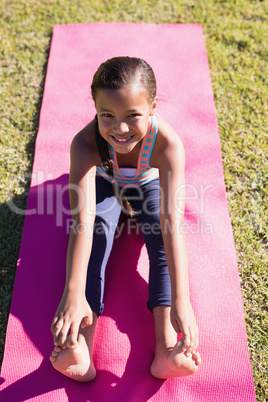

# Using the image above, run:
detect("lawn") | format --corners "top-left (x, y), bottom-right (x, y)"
top-left (0, 0), bottom-right (267, 400)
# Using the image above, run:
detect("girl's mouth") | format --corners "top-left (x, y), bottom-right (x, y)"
top-left (111, 135), bottom-right (134, 144)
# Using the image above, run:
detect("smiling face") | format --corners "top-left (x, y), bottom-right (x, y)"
top-left (95, 84), bottom-right (157, 154)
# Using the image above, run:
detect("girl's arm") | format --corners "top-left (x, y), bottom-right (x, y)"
top-left (154, 120), bottom-right (199, 356)
top-left (51, 123), bottom-right (99, 348)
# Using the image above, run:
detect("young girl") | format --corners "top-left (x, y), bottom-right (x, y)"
top-left (50, 56), bottom-right (201, 382)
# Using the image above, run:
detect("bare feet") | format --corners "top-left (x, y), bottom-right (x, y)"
top-left (150, 339), bottom-right (201, 379)
top-left (49, 334), bottom-right (96, 382)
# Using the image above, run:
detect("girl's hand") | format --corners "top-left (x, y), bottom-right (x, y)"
top-left (170, 299), bottom-right (199, 357)
top-left (51, 290), bottom-right (93, 349)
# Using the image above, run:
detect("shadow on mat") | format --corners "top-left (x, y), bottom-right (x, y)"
top-left (0, 174), bottom-right (164, 401)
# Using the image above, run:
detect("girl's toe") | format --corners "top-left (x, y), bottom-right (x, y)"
top-left (192, 352), bottom-right (201, 362)
top-left (192, 353), bottom-right (201, 366)
top-left (196, 358), bottom-right (201, 366)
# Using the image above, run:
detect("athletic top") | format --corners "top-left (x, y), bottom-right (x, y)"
top-left (97, 115), bottom-right (159, 187)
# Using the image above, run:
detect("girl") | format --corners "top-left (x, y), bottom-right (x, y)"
top-left (50, 56), bottom-right (201, 382)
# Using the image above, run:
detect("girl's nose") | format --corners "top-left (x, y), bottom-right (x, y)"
top-left (115, 120), bottom-right (129, 133)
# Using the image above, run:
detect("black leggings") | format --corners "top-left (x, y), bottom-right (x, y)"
top-left (86, 175), bottom-right (171, 316)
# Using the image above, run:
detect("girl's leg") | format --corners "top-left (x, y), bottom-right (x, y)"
top-left (125, 180), bottom-right (201, 378)
top-left (50, 176), bottom-right (122, 381)
top-left (85, 175), bottom-right (122, 316)
top-left (125, 179), bottom-right (171, 313)
top-left (150, 306), bottom-right (201, 379)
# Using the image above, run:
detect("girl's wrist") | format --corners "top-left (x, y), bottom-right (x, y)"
top-left (172, 290), bottom-right (191, 304)
top-left (64, 282), bottom-right (85, 295)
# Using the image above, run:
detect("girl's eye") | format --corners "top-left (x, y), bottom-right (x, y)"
top-left (128, 113), bottom-right (139, 118)
top-left (102, 113), bottom-right (113, 118)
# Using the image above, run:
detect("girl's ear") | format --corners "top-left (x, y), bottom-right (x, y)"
top-left (151, 96), bottom-right (158, 115)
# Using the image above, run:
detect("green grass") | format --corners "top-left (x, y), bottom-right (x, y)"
top-left (0, 0), bottom-right (267, 400)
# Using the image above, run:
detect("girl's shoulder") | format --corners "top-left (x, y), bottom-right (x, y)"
top-left (155, 115), bottom-right (184, 148)
top-left (151, 115), bottom-right (185, 168)
top-left (71, 119), bottom-right (101, 169)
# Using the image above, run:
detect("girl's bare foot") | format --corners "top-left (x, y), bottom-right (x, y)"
top-left (49, 333), bottom-right (96, 382)
top-left (150, 339), bottom-right (201, 379)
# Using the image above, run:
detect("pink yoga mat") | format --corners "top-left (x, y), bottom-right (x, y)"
top-left (0, 23), bottom-right (256, 401)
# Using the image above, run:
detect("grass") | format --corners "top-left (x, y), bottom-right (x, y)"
top-left (0, 0), bottom-right (267, 400)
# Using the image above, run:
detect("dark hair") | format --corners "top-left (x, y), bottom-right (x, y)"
top-left (91, 56), bottom-right (157, 216)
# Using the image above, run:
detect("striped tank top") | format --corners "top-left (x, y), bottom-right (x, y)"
top-left (97, 115), bottom-right (159, 187)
